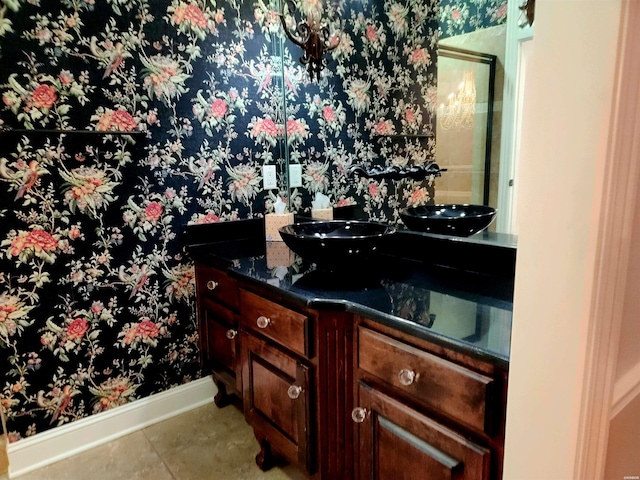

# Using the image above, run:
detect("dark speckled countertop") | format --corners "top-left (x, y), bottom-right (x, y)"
top-left (187, 223), bottom-right (514, 369)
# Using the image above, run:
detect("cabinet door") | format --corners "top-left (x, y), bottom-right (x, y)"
top-left (242, 332), bottom-right (312, 473)
top-left (200, 297), bottom-right (240, 395)
top-left (354, 382), bottom-right (490, 480)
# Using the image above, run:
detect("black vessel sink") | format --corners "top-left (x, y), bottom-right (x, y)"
top-left (399, 204), bottom-right (497, 236)
top-left (279, 220), bottom-right (395, 267)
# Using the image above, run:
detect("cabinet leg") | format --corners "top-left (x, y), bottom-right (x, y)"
top-left (213, 379), bottom-right (232, 408)
top-left (255, 437), bottom-right (277, 471)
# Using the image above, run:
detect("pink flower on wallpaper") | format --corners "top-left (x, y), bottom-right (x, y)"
top-left (405, 108), bottom-right (416, 124)
top-left (144, 201), bottom-right (164, 222)
top-left (165, 264), bottom-right (196, 302)
top-left (9, 229), bottom-right (58, 257)
top-left (252, 118), bottom-right (279, 138)
top-left (196, 212), bottom-right (220, 223)
top-left (91, 301), bottom-right (103, 314)
top-left (409, 47), bottom-right (431, 68)
top-left (68, 227), bottom-right (82, 240)
top-left (409, 187), bottom-right (430, 206)
top-left (91, 376), bottom-right (136, 413)
top-left (210, 98), bottom-right (227, 118)
top-left (135, 319), bottom-right (160, 339)
top-left (0, 304), bottom-right (18, 320)
top-left (368, 183), bottom-right (379, 197)
top-left (365, 25), bottom-right (377, 42)
top-left (111, 110), bottom-right (137, 131)
top-left (374, 119), bottom-right (394, 136)
top-left (285, 119), bottom-right (308, 139)
top-left (322, 106), bottom-right (336, 123)
top-left (58, 70), bottom-right (74, 85)
top-left (2, 92), bottom-right (15, 106)
top-left (97, 109), bottom-right (137, 132)
top-left (173, 4), bottom-right (208, 29)
top-left (451, 8), bottom-right (461, 20)
top-left (70, 177), bottom-right (103, 199)
top-left (67, 318), bottom-right (88, 340)
top-left (336, 197), bottom-right (356, 207)
top-left (495, 2), bottom-right (508, 20)
top-left (31, 84), bottom-right (57, 109)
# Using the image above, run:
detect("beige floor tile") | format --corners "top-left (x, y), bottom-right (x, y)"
top-left (15, 403), bottom-right (308, 480)
top-left (144, 403), bottom-right (306, 480)
top-left (15, 431), bottom-right (174, 480)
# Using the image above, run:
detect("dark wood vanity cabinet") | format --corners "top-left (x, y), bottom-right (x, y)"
top-left (194, 263), bottom-right (241, 407)
top-left (194, 260), bottom-right (507, 480)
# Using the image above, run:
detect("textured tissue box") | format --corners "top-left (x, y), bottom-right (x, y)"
top-left (266, 241), bottom-right (294, 268)
top-left (311, 208), bottom-right (333, 220)
top-left (265, 212), bottom-right (294, 241)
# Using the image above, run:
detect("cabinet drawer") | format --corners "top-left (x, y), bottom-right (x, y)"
top-left (240, 289), bottom-right (309, 358)
top-left (357, 327), bottom-right (494, 433)
top-left (195, 263), bottom-right (239, 310)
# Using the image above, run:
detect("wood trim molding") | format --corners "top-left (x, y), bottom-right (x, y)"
top-left (7, 377), bottom-right (216, 478)
top-left (611, 361), bottom-right (640, 419)
top-left (574, 1), bottom-right (640, 478)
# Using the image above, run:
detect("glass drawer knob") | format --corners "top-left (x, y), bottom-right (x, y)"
top-left (287, 385), bottom-right (303, 399)
top-left (256, 316), bottom-right (271, 328)
top-left (206, 280), bottom-right (218, 290)
top-left (225, 329), bottom-right (237, 340)
top-left (351, 407), bottom-right (368, 424)
top-left (398, 368), bottom-right (418, 386)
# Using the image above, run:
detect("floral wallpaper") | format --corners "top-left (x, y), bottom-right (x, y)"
top-left (0, 0), bottom-right (439, 443)
top-left (439, 0), bottom-right (507, 39)
top-left (0, 0), bottom-right (504, 443)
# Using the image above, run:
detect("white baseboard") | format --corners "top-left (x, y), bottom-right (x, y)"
top-left (8, 376), bottom-right (216, 478)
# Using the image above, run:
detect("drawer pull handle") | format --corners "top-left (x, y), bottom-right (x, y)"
top-left (398, 368), bottom-right (418, 386)
top-left (225, 329), bottom-right (237, 340)
top-left (256, 316), bottom-right (271, 329)
top-left (287, 385), bottom-right (303, 400)
top-left (206, 280), bottom-right (218, 290)
top-left (351, 407), bottom-right (368, 424)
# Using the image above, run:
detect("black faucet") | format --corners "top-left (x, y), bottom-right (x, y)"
top-left (349, 162), bottom-right (447, 181)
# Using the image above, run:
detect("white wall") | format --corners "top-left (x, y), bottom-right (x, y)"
top-left (504, 1), bottom-right (623, 478)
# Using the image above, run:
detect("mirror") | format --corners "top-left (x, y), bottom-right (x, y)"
top-left (275, 0), bottom-right (524, 238)
top-left (435, 1), bottom-right (508, 232)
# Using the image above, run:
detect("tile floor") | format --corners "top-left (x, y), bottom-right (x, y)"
top-left (15, 402), bottom-right (307, 480)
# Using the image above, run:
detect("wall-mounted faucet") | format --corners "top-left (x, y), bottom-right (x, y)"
top-left (349, 161), bottom-right (447, 181)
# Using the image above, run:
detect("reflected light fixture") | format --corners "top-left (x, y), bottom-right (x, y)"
top-left (437, 70), bottom-right (476, 130)
top-left (279, 0), bottom-right (342, 82)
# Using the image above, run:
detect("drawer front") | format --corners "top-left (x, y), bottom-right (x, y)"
top-left (240, 289), bottom-right (309, 358)
top-left (357, 327), bottom-right (494, 433)
top-left (195, 263), bottom-right (239, 310)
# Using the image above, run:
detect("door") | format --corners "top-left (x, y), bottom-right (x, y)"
top-left (354, 382), bottom-right (491, 480)
top-left (200, 296), bottom-right (240, 395)
top-left (241, 332), bottom-right (312, 473)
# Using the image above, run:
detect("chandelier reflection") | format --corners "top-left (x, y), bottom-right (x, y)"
top-left (438, 70), bottom-right (477, 130)
top-left (279, 0), bottom-right (342, 82)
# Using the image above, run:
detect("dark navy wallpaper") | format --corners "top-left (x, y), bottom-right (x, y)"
top-left (0, 0), bottom-right (503, 442)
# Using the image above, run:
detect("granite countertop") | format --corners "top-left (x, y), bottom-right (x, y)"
top-left (188, 229), bottom-right (514, 369)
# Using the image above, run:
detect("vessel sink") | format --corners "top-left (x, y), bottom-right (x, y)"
top-left (399, 204), bottom-right (496, 236)
top-left (279, 220), bottom-right (395, 267)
